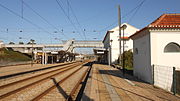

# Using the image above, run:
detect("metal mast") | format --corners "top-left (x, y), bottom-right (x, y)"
top-left (118, 5), bottom-right (121, 65)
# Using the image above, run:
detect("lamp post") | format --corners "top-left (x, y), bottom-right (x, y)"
top-left (122, 24), bottom-right (127, 75)
top-left (109, 39), bottom-right (113, 66)
top-left (118, 5), bottom-right (122, 66)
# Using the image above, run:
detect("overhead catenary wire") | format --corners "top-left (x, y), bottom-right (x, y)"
top-left (67, 0), bottom-right (70, 19)
top-left (0, 28), bottom-right (99, 34)
top-left (98, 20), bottom-right (117, 32)
top-left (55, 0), bottom-right (85, 40)
top-left (66, 0), bottom-right (87, 40)
top-left (97, 0), bottom-right (147, 32)
top-left (0, 2), bottom-right (54, 37)
top-left (0, 28), bottom-right (36, 44)
top-left (128, 0), bottom-right (146, 23)
top-left (21, 0), bottom-right (23, 19)
top-left (22, 0), bottom-right (69, 39)
top-left (0, 0), bottom-right (147, 42)
top-left (1, 0), bottom-right (145, 38)
top-left (122, 0), bottom-right (146, 19)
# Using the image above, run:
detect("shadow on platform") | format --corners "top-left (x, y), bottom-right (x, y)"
top-left (91, 76), bottom-right (155, 101)
top-left (98, 69), bottom-right (145, 83)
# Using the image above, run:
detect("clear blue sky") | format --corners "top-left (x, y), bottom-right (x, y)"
top-left (0, 0), bottom-right (180, 45)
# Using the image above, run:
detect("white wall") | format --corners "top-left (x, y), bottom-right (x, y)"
top-left (111, 23), bottom-right (138, 52)
top-left (151, 30), bottom-right (180, 67)
top-left (124, 39), bottom-right (133, 51)
top-left (133, 28), bottom-right (180, 87)
top-left (133, 32), bottom-right (153, 83)
top-left (110, 30), bottom-right (120, 64)
top-left (103, 23), bottom-right (138, 64)
top-left (150, 30), bottom-right (180, 92)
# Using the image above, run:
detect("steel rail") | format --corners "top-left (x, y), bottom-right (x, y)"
top-left (0, 61), bottom-right (77, 79)
top-left (66, 65), bottom-right (91, 101)
top-left (31, 64), bottom-right (88, 101)
top-left (0, 62), bottom-right (85, 99)
top-left (0, 61), bottom-right (80, 89)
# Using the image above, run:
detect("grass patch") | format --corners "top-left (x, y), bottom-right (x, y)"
top-left (125, 66), bottom-right (133, 70)
top-left (0, 48), bottom-right (31, 62)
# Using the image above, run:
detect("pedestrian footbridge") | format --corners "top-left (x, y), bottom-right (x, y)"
top-left (4, 40), bottom-right (104, 53)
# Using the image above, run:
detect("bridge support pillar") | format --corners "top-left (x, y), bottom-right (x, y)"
top-left (42, 48), bottom-right (45, 65)
top-left (45, 52), bottom-right (47, 64)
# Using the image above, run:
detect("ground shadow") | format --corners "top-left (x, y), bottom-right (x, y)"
top-left (51, 78), bottom-right (68, 99)
top-left (82, 61), bottom-right (94, 67)
top-left (98, 69), bottom-right (146, 83)
top-left (76, 61), bottom-right (93, 101)
top-left (97, 68), bottom-right (180, 100)
top-left (91, 77), bottom-right (155, 101)
top-left (80, 93), bottom-right (94, 101)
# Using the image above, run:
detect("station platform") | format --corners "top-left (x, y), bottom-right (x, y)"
top-left (82, 64), bottom-right (179, 101)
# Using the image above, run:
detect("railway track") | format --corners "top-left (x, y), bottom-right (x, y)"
top-left (0, 61), bottom-right (77, 79)
top-left (0, 60), bottom-right (92, 101)
top-left (0, 61), bottom-right (81, 88)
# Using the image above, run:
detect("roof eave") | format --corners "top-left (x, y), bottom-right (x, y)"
top-left (102, 31), bottom-right (114, 43)
top-left (129, 27), bottom-right (148, 39)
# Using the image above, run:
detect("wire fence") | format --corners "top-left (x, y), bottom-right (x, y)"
top-left (153, 64), bottom-right (180, 95)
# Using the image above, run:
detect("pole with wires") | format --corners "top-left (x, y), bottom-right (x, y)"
top-left (122, 24), bottom-right (127, 76)
top-left (21, 0), bottom-right (23, 19)
top-left (118, 5), bottom-right (122, 67)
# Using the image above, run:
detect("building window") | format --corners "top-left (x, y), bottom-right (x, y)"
top-left (164, 42), bottom-right (180, 53)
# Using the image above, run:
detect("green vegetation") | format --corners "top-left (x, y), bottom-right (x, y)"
top-left (9, 42), bottom-right (15, 44)
top-left (0, 48), bottom-right (31, 62)
top-left (118, 50), bottom-right (133, 70)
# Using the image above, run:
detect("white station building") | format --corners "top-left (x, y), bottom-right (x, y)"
top-left (103, 23), bottom-right (139, 64)
top-left (130, 14), bottom-right (180, 91)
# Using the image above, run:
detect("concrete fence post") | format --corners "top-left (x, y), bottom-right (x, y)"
top-left (173, 67), bottom-right (176, 95)
top-left (152, 64), bottom-right (154, 85)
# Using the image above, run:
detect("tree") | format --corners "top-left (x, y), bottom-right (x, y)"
top-left (27, 39), bottom-right (36, 44)
top-left (30, 39), bottom-right (35, 44)
top-left (9, 42), bottom-right (15, 44)
top-left (19, 42), bottom-right (24, 44)
top-left (118, 49), bottom-right (133, 70)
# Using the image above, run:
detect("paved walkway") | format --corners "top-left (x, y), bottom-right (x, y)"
top-left (82, 64), bottom-right (180, 101)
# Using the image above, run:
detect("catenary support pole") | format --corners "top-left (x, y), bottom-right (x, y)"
top-left (118, 5), bottom-right (121, 66)
top-left (42, 47), bottom-right (44, 65)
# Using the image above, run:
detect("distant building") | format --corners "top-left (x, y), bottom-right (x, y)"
top-left (103, 23), bottom-right (138, 64)
top-left (130, 14), bottom-right (180, 90)
top-left (93, 48), bottom-right (108, 63)
top-left (0, 40), bottom-right (4, 48)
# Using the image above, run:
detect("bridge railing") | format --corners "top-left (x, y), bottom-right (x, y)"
top-left (4, 40), bottom-right (104, 48)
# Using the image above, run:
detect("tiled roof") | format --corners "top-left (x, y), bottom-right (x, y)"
top-left (148, 14), bottom-right (180, 28)
top-left (130, 14), bottom-right (180, 39)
